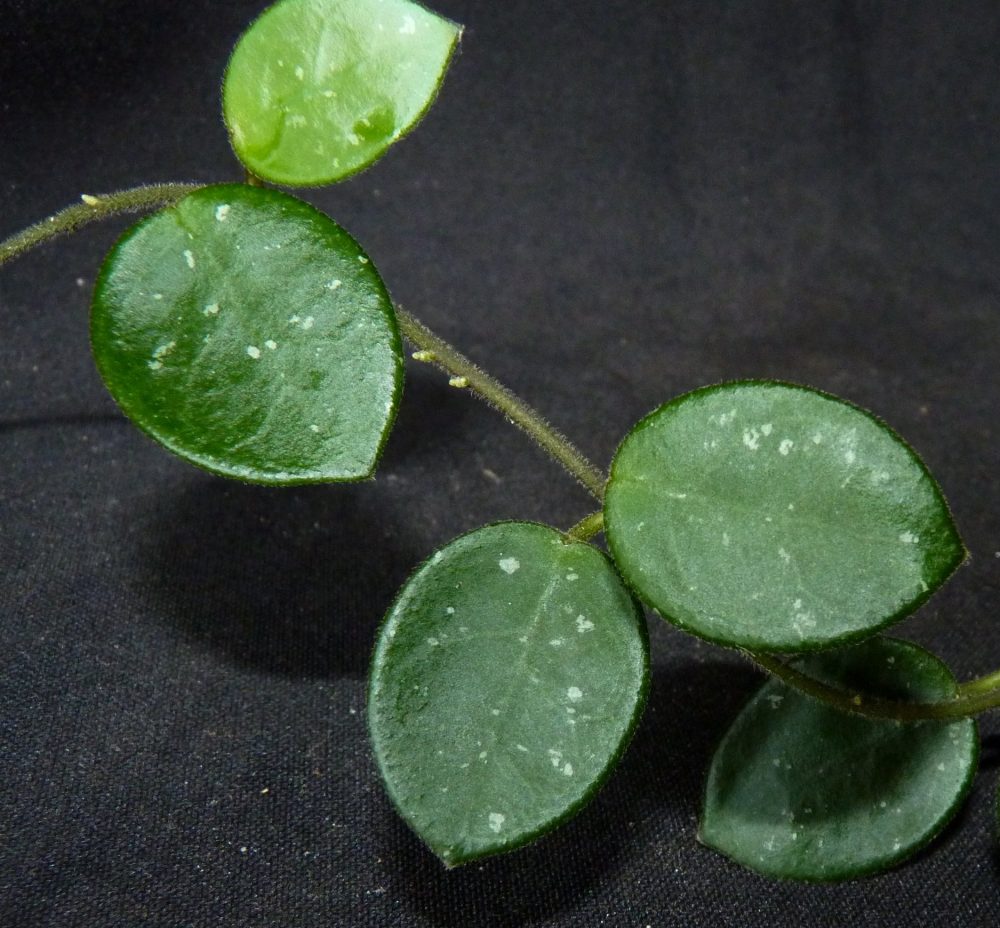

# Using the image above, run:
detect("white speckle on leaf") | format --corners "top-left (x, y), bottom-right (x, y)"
top-left (215, 204), bottom-right (230, 222)
top-left (576, 615), bottom-right (594, 633)
top-left (488, 813), bottom-right (505, 833)
top-left (153, 293), bottom-right (163, 300)
top-left (246, 345), bottom-right (261, 359)
top-left (845, 449), bottom-right (856, 465)
top-left (761, 423), bottom-right (773, 436)
top-left (326, 279), bottom-right (342, 290)
top-left (567, 686), bottom-right (583, 702)
top-left (426, 637), bottom-right (439, 647)
top-left (562, 763), bottom-right (573, 776)
top-left (491, 709), bottom-right (500, 716)
top-left (743, 428), bottom-right (760, 451)
top-left (358, 255), bottom-right (369, 264)
top-left (295, 65), bottom-right (305, 80)
top-left (445, 606), bottom-right (455, 615)
top-left (778, 548), bottom-right (791, 563)
top-left (779, 439), bottom-right (794, 455)
top-left (309, 424), bottom-right (320, 433)
top-left (203, 302), bottom-right (220, 316)
top-left (722, 532), bottom-right (730, 547)
top-left (517, 744), bottom-right (528, 752)
top-left (565, 572), bottom-right (579, 581)
top-left (265, 340), bottom-right (278, 350)
top-left (400, 14), bottom-right (416, 33)
top-left (549, 638), bottom-right (564, 647)
top-left (152, 341), bottom-right (176, 359)
top-left (183, 249), bottom-right (196, 269)
top-left (899, 531), bottom-right (919, 544)
top-left (288, 315), bottom-right (301, 325)
top-left (302, 316), bottom-right (315, 330)
top-left (766, 694), bottom-right (783, 709)
top-left (499, 557), bottom-right (520, 575)
top-left (812, 433), bottom-right (823, 444)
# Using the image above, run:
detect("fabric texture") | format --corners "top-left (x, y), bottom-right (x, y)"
top-left (2, 1), bottom-right (999, 924)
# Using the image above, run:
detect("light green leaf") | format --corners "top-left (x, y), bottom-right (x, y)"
top-left (700, 637), bottom-right (978, 880)
top-left (604, 381), bottom-right (965, 651)
top-left (222, 0), bottom-right (462, 186)
top-left (368, 521), bottom-right (649, 866)
top-left (91, 183), bottom-right (402, 484)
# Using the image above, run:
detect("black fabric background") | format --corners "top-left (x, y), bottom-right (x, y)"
top-left (2, 1), bottom-right (1000, 925)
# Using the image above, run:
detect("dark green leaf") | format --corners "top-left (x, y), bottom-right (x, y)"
top-left (222, 0), bottom-right (462, 186)
top-left (604, 381), bottom-right (965, 651)
top-left (92, 184), bottom-right (402, 484)
top-left (700, 637), bottom-right (978, 881)
top-left (368, 521), bottom-right (649, 866)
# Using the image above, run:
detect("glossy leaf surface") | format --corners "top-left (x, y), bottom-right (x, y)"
top-left (604, 381), bottom-right (964, 651)
top-left (92, 184), bottom-right (401, 484)
top-left (369, 522), bottom-right (649, 866)
top-left (701, 637), bottom-right (977, 881)
top-left (223, 0), bottom-right (462, 186)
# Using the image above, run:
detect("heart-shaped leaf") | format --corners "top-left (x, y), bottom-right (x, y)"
top-left (700, 637), bottom-right (978, 880)
top-left (604, 381), bottom-right (965, 651)
top-left (368, 521), bottom-right (649, 866)
top-left (91, 183), bottom-right (402, 484)
top-left (223, 0), bottom-right (462, 186)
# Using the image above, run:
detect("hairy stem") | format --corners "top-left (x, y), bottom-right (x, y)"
top-left (397, 306), bottom-right (607, 501)
top-left (0, 183), bottom-right (201, 268)
top-left (747, 651), bottom-right (1000, 721)
top-left (565, 511), bottom-right (604, 542)
top-left (956, 667), bottom-right (1000, 698)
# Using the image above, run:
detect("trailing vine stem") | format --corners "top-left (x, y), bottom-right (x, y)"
top-left (395, 306), bottom-right (608, 501)
top-left (747, 651), bottom-right (1000, 721)
top-left (0, 184), bottom-right (201, 268)
top-left (4, 184), bottom-right (1000, 724)
top-left (564, 511), bottom-right (604, 543)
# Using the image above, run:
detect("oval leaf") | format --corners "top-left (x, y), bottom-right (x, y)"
top-left (91, 184), bottom-right (402, 484)
top-left (700, 637), bottom-right (978, 880)
top-left (368, 521), bottom-right (649, 866)
top-left (223, 0), bottom-right (462, 186)
top-left (604, 381), bottom-right (965, 651)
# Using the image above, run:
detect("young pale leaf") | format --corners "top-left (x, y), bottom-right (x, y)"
top-left (223, 0), bottom-right (462, 186)
top-left (91, 184), bottom-right (402, 484)
top-left (604, 381), bottom-right (964, 651)
top-left (368, 522), bottom-right (649, 866)
top-left (700, 637), bottom-right (978, 880)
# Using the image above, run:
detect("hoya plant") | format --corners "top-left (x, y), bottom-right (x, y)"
top-left (2, 0), bottom-right (997, 884)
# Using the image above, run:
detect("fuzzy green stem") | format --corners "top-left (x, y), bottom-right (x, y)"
top-left (565, 511), bottom-right (604, 542)
top-left (955, 667), bottom-right (1000, 698)
top-left (747, 651), bottom-right (1000, 721)
top-left (0, 183), bottom-right (201, 268)
top-left (397, 306), bottom-right (607, 501)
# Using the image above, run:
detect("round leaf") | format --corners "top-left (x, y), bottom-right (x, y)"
top-left (91, 183), bottom-right (402, 484)
top-left (223, 0), bottom-right (462, 186)
top-left (368, 521), bottom-right (649, 866)
top-left (604, 381), bottom-right (965, 651)
top-left (700, 637), bottom-right (978, 880)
